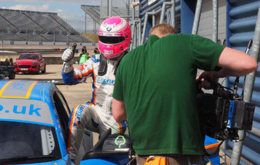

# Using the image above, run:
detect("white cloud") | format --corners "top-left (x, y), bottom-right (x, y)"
top-left (1, 3), bottom-right (88, 33)
top-left (57, 10), bottom-right (95, 33)
top-left (4, 4), bottom-right (50, 12)
top-left (0, 0), bottom-right (129, 33)
top-left (53, 9), bottom-right (84, 32)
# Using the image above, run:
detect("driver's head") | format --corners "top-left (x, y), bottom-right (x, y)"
top-left (98, 16), bottom-right (131, 59)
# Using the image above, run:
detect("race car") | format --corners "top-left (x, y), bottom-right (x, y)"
top-left (0, 80), bottom-right (131, 165)
top-left (1, 80), bottom-right (219, 165)
top-left (0, 80), bottom-right (75, 164)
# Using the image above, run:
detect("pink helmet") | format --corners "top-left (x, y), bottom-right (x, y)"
top-left (98, 16), bottom-right (131, 59)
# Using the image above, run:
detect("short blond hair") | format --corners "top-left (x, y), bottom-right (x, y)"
top-left (149, 23), bottom-right (175, 37)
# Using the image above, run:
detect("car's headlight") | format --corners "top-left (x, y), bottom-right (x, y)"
top-left (32, 61), bottom-right (38, 64)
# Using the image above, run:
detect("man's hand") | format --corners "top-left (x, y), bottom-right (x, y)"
top-left (196, 71), bottom-right (219, 89)
top-left (62, 48), bottom-right (74, 73)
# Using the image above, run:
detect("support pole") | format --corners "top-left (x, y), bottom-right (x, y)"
top-left (141, 13), bottom-right (149, 44)
top-left (231, 5), bottom-right (260, 165)
top-left (85, 13), bottom-right (87, 34)
top-left (130, 22), bottom-right (136, 50)
top-left (152, 10), bottom-right (155, 26)
top-left (133, 23), bottom-right (137, 49)
top-left (212, 0), bottom-right (218, 42)
top-left (137, 20), bottom-right (141, 45)
top-left (131, 0), bottom-right (136, 49)
top-left (94, 21), bottom-right (97, 33)
top-left (192, 0), bottom-right (203, 34)
top-left (108, 0), bottom-right (112, 17)
top-left (132, 0), bottom-right (135, 20)
top-left (159, 3), bottom-right (166, 23)
top-left (171, 0), bottom-right (175, 28)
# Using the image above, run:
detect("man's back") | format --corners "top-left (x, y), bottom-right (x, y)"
top-left (113, 33), bottom-right (224, 155)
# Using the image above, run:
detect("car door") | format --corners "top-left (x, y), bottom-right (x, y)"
top-left (52, 87), bottom-right (93, 164)
top-left (52, 89), bottom-right (70, 144)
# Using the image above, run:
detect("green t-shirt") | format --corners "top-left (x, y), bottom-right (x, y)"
top-left (113, 34), bottom-right (225, 155)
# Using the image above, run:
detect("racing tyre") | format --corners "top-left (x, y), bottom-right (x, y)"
top-left (42, 65), bottom-right (46, 74)
top-left (37, 65), bottom-right (41, 74)
top-left (9, 72), bottom-right (15, 79)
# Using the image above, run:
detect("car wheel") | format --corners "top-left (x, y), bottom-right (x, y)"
top-left (8, 72), bottom-right (15, 79)
top-left (42, 65), bottom-right (46, 74)
top-left (37, 67), bottom-right (41, 74)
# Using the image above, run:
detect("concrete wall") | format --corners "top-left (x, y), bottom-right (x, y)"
top-left (0, 44), bottom-right (96, 64)
top-left (45, 56), bottom-right (79, 64)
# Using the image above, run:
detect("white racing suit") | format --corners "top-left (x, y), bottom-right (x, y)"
top-left (62, 54), bottom-right (126, 160)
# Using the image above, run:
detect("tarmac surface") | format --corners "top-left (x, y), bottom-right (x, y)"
top-left (15, 64), bottom-right (92, 109)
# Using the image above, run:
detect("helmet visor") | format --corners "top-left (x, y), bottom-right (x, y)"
top-left (99, 36), bottom-right (125, 44)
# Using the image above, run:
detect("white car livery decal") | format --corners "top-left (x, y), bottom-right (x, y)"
top-left (0, 99), bottom-right (54, 125)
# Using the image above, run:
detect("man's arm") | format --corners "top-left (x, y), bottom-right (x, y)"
top-left (197, 47), bottom-right (258, 83)
top-left (112, 98), bottom-right (127, 122)
top-left (217, 47), bottom-right (258, 76)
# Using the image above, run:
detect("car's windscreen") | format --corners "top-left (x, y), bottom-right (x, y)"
top-left (0, 121), bottom-right (61, 161)
top-left (19, 54), bottom-right (38, 60)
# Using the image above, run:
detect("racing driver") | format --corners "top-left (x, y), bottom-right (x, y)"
top-left (61, 16), bottom-right (131, 161)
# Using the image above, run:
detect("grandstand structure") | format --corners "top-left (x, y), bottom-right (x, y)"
top-left (81, 0), bottom-right (139, 29)
top-left (0, 8), bottom-right (92, 45)
top-left (80, 0), bottom-right (139, 46)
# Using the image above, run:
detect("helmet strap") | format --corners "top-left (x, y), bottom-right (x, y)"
top-left (98, 53), bottom-right (108, 76)
top-left (98, 51), bottom-right (128, 76)
top-left (114, 51), bottom-right (128, 75)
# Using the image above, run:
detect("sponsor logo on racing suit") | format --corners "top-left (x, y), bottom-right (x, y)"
top-left (97, 77), bottom-right (115, 85)
top-left (73, 105), bottom-right (84, 126)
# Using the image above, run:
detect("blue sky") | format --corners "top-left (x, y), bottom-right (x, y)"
top-left (0, 0), bottom-right (101, 33)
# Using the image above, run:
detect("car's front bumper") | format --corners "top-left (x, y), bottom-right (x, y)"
top-left (14, 65), bottom-right (38, 73)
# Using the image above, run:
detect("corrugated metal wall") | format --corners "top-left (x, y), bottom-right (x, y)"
top-left (225, 0), bottom-right (260, 165)
top-left (197, 0), bottom-right (226, 43)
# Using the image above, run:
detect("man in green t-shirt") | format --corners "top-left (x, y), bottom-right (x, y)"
top-left (112, 23), bottom-right (257, 165)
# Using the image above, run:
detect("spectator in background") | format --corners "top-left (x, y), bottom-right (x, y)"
top-left (92, 47), bottom-right (99, 58)
top-left (79, 46), bottom-right (89, 64)
top-left (112, 23), bottom-right (257, 165)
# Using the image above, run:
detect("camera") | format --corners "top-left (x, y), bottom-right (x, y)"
top-left (197, 83), bottom-right (255, 140)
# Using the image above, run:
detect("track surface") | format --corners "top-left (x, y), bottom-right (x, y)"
top-left (14, 64), bottom-right (92, 109)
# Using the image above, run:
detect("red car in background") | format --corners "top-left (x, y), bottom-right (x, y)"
top-left (14, 53), bottom-right (46, 74)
